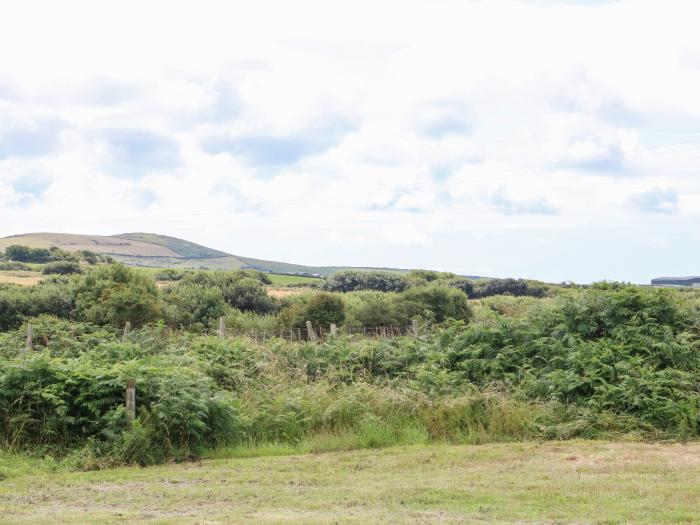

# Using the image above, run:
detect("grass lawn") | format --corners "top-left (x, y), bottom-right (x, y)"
top-left (1, 440), bottom-right (699, 524)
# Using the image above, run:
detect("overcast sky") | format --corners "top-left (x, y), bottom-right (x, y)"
top-left (1, 0), bottom-right (699, 283)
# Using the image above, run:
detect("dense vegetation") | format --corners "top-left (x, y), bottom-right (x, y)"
top-left (1, 245), bottom-right (110, 265)
top-left (0, 247), bottom-right (698, 470)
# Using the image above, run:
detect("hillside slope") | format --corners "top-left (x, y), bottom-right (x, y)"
top-left (0, 232), bottom-right (407, 276)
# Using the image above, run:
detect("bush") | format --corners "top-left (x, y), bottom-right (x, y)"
top-left (324, 270), bottom-right (409, 293)
top-left (279, 292), bottom-right (345, 329)
top-left (0, 280), bottom-right (76, 331)
top-left (162, 282), bottom-right (227, 330)
top-left (73, 264), bottom-right (160, 327)
top-left (181, 271), bottom-right (275, 313)
top-left (472, 278), bottom-right (546, 299)
top-left (0, 262), bottom-right (31, 271)
top-left (406, 269), bottom-right (456, 285)
top-left (305, 293), bottom-right (345, 327)
top-left (41, 261), bottom-right (82, 275)
top-left (4, 245), bottom-right (75, 263)
top-left (154, 269), bottom-right (185, 281)
top-left (0, 285), bottom-right (31, 331)
top-left (446, 278), bottom-right (475, 297)
top-left (226, 277), bottom-right (276, 313)
top-left (344, 291), bottom-right (404, 328)
top-left (397, 284), bottom-right (472, 324)
top-left (0, 349), bottom-right (242, 463)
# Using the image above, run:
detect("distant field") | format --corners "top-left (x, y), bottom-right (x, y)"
top-left (0, 271), bottom-right (42, 286)
top-left (135, 267), bottom-right (321, 284)
top-left (267, 273), bottom-right (321, 284)
top-left (1, 441), bottom-right (698, 524)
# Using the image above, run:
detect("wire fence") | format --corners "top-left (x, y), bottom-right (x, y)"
top-left (217, 322), bottom-right (419, 343)
top-left (19, 319), bottom-right (421, 353)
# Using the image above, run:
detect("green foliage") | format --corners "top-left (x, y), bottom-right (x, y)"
top-left (161, 282), bottom-right (227, 330)
top-left (304, 292), bottom-right (345, 327)
top-left (154, 269), bottom-right (185, 281)
top-left (398, 283), bottom-right (472, 323)
top-left (226, 277), bottom-right (275, 313)
top-left (0, 262), bottom-right (31, 271)
top-left (0, 281), bottom-right (75, 331)
top-left (344, 291), bottom-right (404, 328)
top-left (472, 278), bottom-right (547, 299)
top-left (78, 250), bottom-right (99, 265)
top-left (279, 292), bottom-right (345, 328)
top-left (324, 270), bottom-right (409, 293)
top-left (41, 261), bottom-right (82, 275)
top-left (4, 245), bottom-right (76, 263)
top-left (73, 264), bottom-right (160, 327)
top-left (445, 277), bottom-right (475, 297)
top-left (181, 271), bottom-right (274, 312)
top-left (1, 280), bottom-right (700, 469)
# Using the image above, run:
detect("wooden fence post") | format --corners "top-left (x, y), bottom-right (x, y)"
top-left (330, 323), bottom-right (337, 336)
top-left (126, 379), bottom-right (136, 423)
top-left (306, 321), bottom-right (317, 342)
top-left (122, 322), bottom-right (131, 341)
top-left (218, 316), bottom-right (225, 339)
top-left (412, 319), bottom-right (419, 339)
top-left (24, 323), bottom-right (33, 352)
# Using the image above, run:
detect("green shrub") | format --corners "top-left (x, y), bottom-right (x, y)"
top-left (154, 269), bottom-right (185, 281)
top-left (397, 283), bottom-right (472, 323)
top-left (0, 262), bottom-right (31, 271)
top-left (4, 245), bottom-right (75, 263)
top-left (41, 261), bottom-right (82, 275)
top-left (162, 282), bottom-right (227, 330)
top-left (279, 292), bottom-right (345, 329)
top-left (472, 278), bottom-right (547, 299)
top-left (324, 270), bottom-right (409, 293)
top-left (181, 271), bottom-right (274, 313)
top-left (73, 264), bottom-right (160, 327)
top-left (344, 291), bottom-right (404, 328)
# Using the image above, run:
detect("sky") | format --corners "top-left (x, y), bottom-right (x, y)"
top-left (1, 0), bottom-right (700, 283)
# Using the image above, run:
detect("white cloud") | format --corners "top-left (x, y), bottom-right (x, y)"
top-left (0, 0), bottom-right (699, 282)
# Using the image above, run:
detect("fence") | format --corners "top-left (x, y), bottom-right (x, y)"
top-left (216, 318), bottom-right (421, 343)
top-left (18, 318), bottom-right (420, 425)
top-left (19, 318), bottom-right (422, 355)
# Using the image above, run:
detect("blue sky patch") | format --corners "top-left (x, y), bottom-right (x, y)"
top-left (629, 188), bottom-right (678, 214)
top-left (0, 120), bottom-right (61, 159)
top-left (102, 128), bottom-right (182, 177)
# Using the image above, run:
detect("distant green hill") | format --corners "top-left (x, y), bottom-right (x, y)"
top-left (0, 232), bottom-right (414, 276)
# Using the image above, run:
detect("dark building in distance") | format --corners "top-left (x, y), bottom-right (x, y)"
top-left (651, 276), bottom-right (700, 287)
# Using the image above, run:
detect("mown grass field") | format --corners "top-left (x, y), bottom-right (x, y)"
top-left (1, 441), bottom-right (698, 524)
